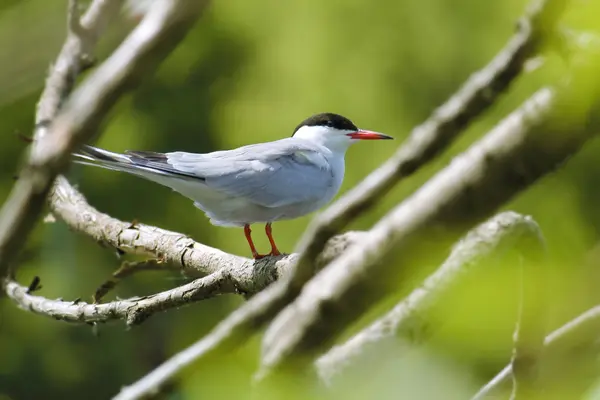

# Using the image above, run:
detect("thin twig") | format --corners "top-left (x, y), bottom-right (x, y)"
top-left (3, 269), bottom-right (235, 326)
top-left (315, 212), bottom-right (546, 385)
top-left (509, 237), bottom-right (548, 400)
top-left (472, 305), bottom-right (600, 399)
top-left (93, 258), bottom-right (179, 303)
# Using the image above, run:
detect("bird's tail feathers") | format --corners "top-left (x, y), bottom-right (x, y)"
top-left (72, 145), bottom-right (140, 173)
top-left (75, 145), bottom-right (130, 163)
top-left (73, 145), bottom-right (189, 183)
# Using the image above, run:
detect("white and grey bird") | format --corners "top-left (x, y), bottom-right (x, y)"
top-left (74, 113), bottom-right (393, 259)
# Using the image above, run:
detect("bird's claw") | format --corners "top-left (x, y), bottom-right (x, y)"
top-left (252, 250), bottom-right (281, 260)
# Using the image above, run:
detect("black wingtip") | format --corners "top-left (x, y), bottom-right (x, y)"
top-left (78, 145), bottom-right (112, 161)
top-left (126, 150), bottom-right (168, 162)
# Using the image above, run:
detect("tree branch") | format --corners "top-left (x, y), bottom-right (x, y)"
top-left (92, 258), bottom-right (181, 303)
top-left (3, 269), bottom-right (235, 326)
top-left (50, 175), bottom-right (249, 278)
top-left (0, 0), bottom-right (208, 280)
top-left (258, 42), bottom-right (600, 377)
top-left (315, 211), bottom-right (546, 385)
top-left (3, 228), bottom-right (361, 325)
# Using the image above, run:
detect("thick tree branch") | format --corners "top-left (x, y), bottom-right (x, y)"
top-left (51, 175), bottom-right (248, 278)
top-left (289, 0), bottom-right (568, 292)
top-left (258, 44), bottom-right (600, 377)
top-left (315, 212), bottom-right (546, 385)
top-left (472, 305), bottom-right (600, 399)
top-left (0, 0), bottom-right (208, 279)
top-left (3, 228), bottom-right (361, 324)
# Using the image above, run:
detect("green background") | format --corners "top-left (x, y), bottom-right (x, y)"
top-left (1, 0), bottom-right (600, 399)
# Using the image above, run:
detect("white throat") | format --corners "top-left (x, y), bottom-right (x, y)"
top-left (292, 125), bottom-right (355, 153)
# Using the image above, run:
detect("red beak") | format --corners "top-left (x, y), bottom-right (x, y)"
top-left (346, 130), bottom-right (393, 140)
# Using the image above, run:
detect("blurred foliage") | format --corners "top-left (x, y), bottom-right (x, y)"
top-left (1, 0), bottom-right (600, 399)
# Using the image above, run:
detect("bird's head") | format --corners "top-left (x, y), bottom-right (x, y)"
top-left (292, 113), bottom-right (392, 152)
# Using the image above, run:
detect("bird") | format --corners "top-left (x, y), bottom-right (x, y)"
top-left (73, 113), bottom-right (393, 259)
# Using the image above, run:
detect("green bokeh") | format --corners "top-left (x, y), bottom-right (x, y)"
top-left (1, 0), bottom-right (600, 399)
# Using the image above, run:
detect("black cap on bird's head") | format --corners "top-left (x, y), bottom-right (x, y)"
top-left (292, 113), bottom-right (358, 135)
top-left (292, 112), bottom-right (393, 144)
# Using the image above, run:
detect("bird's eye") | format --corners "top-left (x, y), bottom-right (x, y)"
top-left (326, 120), bottom-right (334, 127)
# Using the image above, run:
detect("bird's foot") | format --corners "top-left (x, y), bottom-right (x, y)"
top-left (252, 249), bottom-right (281, 260)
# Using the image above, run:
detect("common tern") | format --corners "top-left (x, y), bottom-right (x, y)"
top-left (74, 113), bottom-right (393, 259)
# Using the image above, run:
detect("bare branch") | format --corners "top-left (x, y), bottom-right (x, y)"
top-left (50, 176), bottom-right (248, 277)
top-left (5, 214), bottom-right (361, 325)
top-left (0, 0), bottom-right (208, 279)
top-left (5, 235), bottom-right (357, 325)
top-left (472, 305), bottom-right (600, 399)
top-left (316, 212), bottom-right (545, 385)
top-left (259, 44), bottom-right (600, 377)
top-left (3, 269), bottom-right (235, 326)
top-left (289, 0), bottom-right (569, 293)
top-left (93, 258), bottom-right (180, 303)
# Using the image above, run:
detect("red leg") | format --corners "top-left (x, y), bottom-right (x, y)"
top-left (244, 224), bottom-right (264, 259)
top-left (265, 223), bottom-right (281, 256)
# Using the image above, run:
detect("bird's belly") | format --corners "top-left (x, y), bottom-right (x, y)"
top-left (163, 167), bottom-right (343, 227)
top-left (194, 198), bottom-right (327, 227)
top-left (198, 167), bottom-right (343, 226)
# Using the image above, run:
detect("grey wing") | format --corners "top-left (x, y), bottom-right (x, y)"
top-left (166, 141), bottom-right (334, 208)
top-left (210, 152), bottom-right (333, 208)
top-left (76, 146), bottom-right (203, 180)
top-left (124, 150), bottom-right (204, 179)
